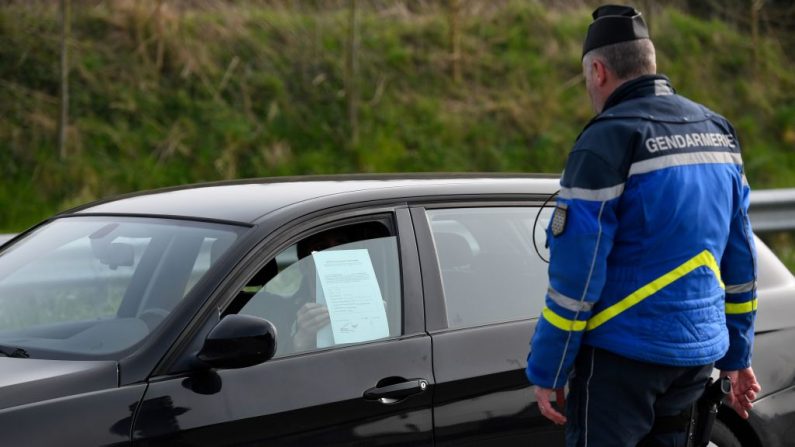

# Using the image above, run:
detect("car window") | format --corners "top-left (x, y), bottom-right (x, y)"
top-left (0, 216), bottom-right (242, 358)
top-left (426, 207), bottom-right (551, 329)
top-left (234, 220), bottom-right (402, 357)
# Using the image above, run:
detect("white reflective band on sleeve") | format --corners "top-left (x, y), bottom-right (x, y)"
top-left (629, 152), bottom-right (742, 177)
top-left (558, 183), bottom-right (624, 201)
top-left (725, 280), bottom-right (756, 294)
top-left (548, 287), bottom-right (595, 312)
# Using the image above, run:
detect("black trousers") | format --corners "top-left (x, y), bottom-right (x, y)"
top-left (565, 346), bottom-right (713, 447)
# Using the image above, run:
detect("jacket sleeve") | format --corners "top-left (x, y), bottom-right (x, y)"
top-left (715, 173), bottom-right (757, 371)
top-left (526, 148), bottom-right (622, 389)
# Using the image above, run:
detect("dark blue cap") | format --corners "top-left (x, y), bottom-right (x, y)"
top-left (582, 5), bottom-right (649, 57)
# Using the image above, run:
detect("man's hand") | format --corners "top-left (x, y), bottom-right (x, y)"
top-left (293, 303), bottom-right (330, 351)
top-left (720, 367), bottom-right (762, 419)
top-left (534, 386), bottom-right (567, 425)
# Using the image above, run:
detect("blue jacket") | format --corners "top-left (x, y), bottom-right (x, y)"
top-left (526, 75), bottom-right (757, 390)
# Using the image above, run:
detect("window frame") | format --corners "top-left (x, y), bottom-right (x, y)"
top-left (227, 215), bottom-right (403, 358)
top-left (157, 205), bottom-right (423, 375)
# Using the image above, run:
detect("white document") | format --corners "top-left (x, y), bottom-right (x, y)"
top-left (312, 249), bottom-right (389, 345)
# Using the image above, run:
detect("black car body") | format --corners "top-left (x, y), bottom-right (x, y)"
top-left (0, 174), bottom-right (792, 446)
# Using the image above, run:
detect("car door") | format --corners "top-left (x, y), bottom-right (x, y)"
top-left (132, 208), bottom-right (433, 446)
top-left (412, 204), bottom-right (566, 446)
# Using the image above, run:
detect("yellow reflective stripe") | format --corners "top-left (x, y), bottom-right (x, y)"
top-left (542, 307), bottom-right (587, 332)
top-left (725, 298), bottom-right (758, 314)
top-left (586, 250), bottom-right (723, 331)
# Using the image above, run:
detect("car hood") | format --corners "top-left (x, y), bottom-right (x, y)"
top-left (0, 357), bottom-right (118, 411)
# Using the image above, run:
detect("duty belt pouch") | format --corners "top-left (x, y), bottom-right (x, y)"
top-left (690, 377), bottom-right (732, 447)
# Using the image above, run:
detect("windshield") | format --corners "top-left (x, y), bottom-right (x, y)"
top-left (0, 216), bottom-right (243, 360)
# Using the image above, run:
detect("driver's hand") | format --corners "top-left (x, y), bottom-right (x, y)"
top-left (293, 303), bottom-right (330, 351)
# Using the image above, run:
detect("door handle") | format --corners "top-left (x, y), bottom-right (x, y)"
top-left (363, 379), bottom-right (429, 404)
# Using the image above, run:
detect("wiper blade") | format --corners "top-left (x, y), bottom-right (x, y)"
top-left (0, 346), bottom-right (29, 358)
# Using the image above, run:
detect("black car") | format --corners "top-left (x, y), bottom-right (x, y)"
top-left (0, 174), bottom-right (791, 446)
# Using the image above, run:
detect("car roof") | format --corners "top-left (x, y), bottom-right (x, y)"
top-left (67, 173), bottom-right (561, 224)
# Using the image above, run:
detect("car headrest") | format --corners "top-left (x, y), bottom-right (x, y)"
top-left (433, 232), bottom-right (474, 270)
top-left (246, 259), bottom-right (278, 288)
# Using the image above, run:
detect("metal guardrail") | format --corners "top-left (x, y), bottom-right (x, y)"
top-left (749, 188), bottom-right (795, 232)
top-left (0, 188), bottom-right (792, 244)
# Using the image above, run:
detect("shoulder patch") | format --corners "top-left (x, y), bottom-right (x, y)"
top-left (551, 204), bottom-right (568, 237)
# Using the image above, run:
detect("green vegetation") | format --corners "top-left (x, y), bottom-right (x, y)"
top-left (2, 1), bottom-right (795, 232)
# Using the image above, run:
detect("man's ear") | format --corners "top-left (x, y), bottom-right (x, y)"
top-left (592, 59), bottom-right (608, 87)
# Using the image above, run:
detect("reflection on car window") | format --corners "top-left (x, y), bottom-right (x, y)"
top-left (0, 217), bottom-right (241, 358)
top-left (427, 207), bottom-right (551, 329)
top-left (757, 232), bottom-right (795, 272)
top-left (752, 234), bottom-right (794, 289)
top-left (236, 220), bottom-right (402, 357)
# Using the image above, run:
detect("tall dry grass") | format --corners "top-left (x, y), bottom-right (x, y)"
top-left (1, 0), bottom-right (794, 232)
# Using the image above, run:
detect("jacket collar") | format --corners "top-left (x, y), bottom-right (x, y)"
top-left (601, 74), bottom-right (675, 112)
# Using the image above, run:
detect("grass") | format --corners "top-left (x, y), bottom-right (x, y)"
top-left (1, 1), bottom-right (795, 232)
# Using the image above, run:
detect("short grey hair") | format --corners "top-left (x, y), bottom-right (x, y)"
top-left (583, 38), bottom-right (657, 81)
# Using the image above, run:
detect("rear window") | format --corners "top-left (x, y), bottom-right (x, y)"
top-left (426, 207), bottom-right (551, 329)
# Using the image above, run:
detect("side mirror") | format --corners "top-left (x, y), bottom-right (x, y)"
top-left (197, 314), bottom-right (277, 369)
